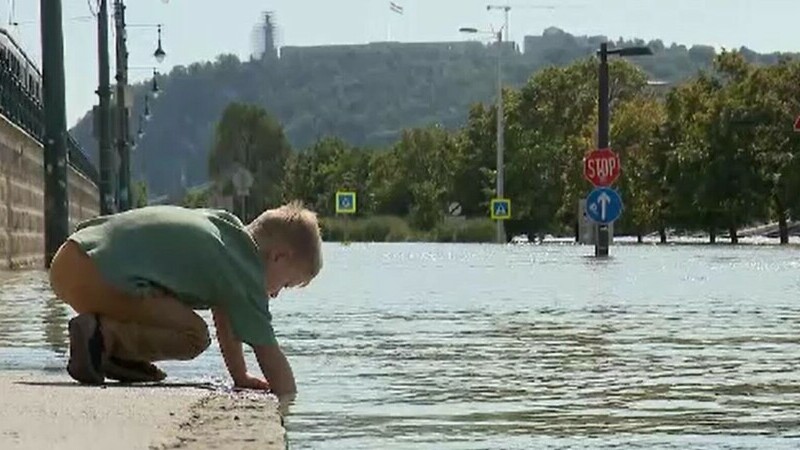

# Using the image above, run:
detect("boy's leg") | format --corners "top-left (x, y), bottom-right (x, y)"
top-left (49, 240), bottom-right (211, 384)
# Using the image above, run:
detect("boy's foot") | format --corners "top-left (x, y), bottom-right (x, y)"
top-left (103, 358), bottom-right (167, 383)
top-left (66, 314), bottom-right (105, 385)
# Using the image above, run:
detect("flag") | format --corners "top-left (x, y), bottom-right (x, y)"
top-left (389, 1), bottom-right (403, 14)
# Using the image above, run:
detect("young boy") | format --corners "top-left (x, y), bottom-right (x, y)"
top-left (48, 200), bottom-right (322, 396)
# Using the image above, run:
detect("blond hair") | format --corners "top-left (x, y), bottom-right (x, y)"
top-left (246, 200), bottom-right (323, 283)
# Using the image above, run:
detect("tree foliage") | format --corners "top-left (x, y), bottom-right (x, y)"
top-left (278, 52), bottom-right (800, 243)
top-left (208, 102), bottom-right (291, 220)
top-left (67, 29), bottom-right (800, 243)
top-left (70, 28), bottom-right (799, 198)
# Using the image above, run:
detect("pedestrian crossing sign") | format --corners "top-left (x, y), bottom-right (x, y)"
top-left (490, 198), bottom-right (511, 220)
top-left (335, 191), bottom-right (357, 214)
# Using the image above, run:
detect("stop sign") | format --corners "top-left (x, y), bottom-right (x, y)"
top-left (583, 148), bottom-right (621, 187)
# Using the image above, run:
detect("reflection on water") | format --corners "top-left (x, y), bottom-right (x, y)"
top-left (1, 243), bottom-right (800, 449)
top-left (0, 270), bottom-right (67, 356)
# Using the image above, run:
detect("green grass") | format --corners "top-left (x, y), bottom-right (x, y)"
top-left (319, 216), bottom-right (495, 243)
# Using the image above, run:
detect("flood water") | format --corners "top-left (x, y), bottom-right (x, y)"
top-left (1, 242), bottom-right (800, 449)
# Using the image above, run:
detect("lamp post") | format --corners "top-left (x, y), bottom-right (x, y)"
top-left (128, 67), bottom-right (163, 203)
top-left (93, 0), bottom-right (166, 214)
top-left (40, 0), bottom-right (70, 268)
top-left (95, 0), bottom-right (115, 215)
top-left (129, 67), bottom-right (161, 142)
top-left (595, 42), bottom-right (653, 257)
top-left (113, 19), bottom-right (166, 212)
top-left (113, 0), bottom-right (132, 211)
top-left (89, 1), bottom-right (167, 214)
top-left (460, 25), bottom-right (506, 244)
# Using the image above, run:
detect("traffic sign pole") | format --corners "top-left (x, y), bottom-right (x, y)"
top-left (335, 191), bottom-right (357, 243)
top-left (596, 44), bottom-right (611, 257)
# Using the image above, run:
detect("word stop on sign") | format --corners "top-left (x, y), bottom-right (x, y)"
top-left (588, 157), bottom-right (616, 179)
top-left (584, 149), bottom-right (621, 186)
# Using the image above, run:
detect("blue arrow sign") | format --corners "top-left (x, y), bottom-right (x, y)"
top-left (335, 191), bottom-right (357, 214)
top-left (585, 187), bottom-right (623, 224)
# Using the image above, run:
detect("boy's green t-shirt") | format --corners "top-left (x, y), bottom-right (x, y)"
top-left (68, 205), bottom-right (277, 347)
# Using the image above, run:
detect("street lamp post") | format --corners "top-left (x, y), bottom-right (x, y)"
top-left (40, 0), bottom-right (70, 268)
top-left (460, 25), bottom-right (506, 244)
top-left (129, 67), bottom-right (161, 142)
top-left (96, 0), bottom-right (115, 215)
top-left (494, 28), bottom-right (504, 245)
top-left (595, 42), bottom-right (653, 257)
top-left (90, 1), bottom-right (167, 213)
top-left (113, 0), bottom-right (132, 212)
top-left (113, 18), bottom-right (165, 211)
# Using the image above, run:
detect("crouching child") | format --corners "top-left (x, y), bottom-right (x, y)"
top-left (48, 201), bottom-right (322, 396)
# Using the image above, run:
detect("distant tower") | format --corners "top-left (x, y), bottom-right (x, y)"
top-left (251, 11), bottom-right (278, 61)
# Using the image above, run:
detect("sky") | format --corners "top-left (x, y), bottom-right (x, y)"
top-left (4, 0), bottom-right (800, 128)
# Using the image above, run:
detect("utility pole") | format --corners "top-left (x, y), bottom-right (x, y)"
top-left (96, 0), bottom-right (115, 215)
top-left (114, 0), bottom-right (132, 211)
top-left (487, 5), bottom-right (509, 244)
top-left (494, 28), bottom-right (505, 244)
top-left (40, 0), bottom-right (70, 268)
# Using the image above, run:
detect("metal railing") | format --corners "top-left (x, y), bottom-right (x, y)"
top-left (67, 134), bottom-right (99, 183)
top-left (0, 64), bottom-right (99, 184)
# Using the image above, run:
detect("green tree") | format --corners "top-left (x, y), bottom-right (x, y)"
top-left (132, 180), bottom-right (149, 208)
top-left (282, 137), bottom-right (371, 215)
top-left (450, 104), bottom-right (496, 218)
top-left (182, 186), bottom-right (212, 208)
top-left (745, 59), bottom-right (800, 243)
top-left (663, 73), bottom-right (722, 241)
top-left (612, 96), bottom-right (667, 241)
top-left (209, 102), bottom-right (291, 220)
top-left (369, 126), bottom-right (458, 228)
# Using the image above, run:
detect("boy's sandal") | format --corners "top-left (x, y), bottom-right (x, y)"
top-left (66, 314), bottom-right (106, 385)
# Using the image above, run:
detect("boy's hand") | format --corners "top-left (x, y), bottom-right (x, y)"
top-left (234, 373), bottom-right (270, 391)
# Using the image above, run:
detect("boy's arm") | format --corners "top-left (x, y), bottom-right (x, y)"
top-left (253, 343), bottom-right (297, 396)
top-left (211, 308), bottom-right (268, 389)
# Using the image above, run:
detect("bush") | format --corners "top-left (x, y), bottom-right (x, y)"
top-left (320, 216), bottom-right (414, 242)
top-left (319, 216), bottom-right (495, 242)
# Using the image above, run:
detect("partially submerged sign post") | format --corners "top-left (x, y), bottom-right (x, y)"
top-left (583, 147), bottom-right (623, 256)
top-left (335, 191), bottom-right (357, 244)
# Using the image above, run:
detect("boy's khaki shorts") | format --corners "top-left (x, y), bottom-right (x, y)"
top-left (49, 240), bottom-right (210, 362)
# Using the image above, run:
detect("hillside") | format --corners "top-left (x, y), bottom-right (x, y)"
top-left (69, 27), bottom-right (797, 197)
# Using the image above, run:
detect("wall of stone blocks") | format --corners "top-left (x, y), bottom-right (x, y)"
top-left (0, 114), bottom-right (100, 269)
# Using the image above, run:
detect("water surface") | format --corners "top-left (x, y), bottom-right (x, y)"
top-left (1, 243), bottom-right (799, 449)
